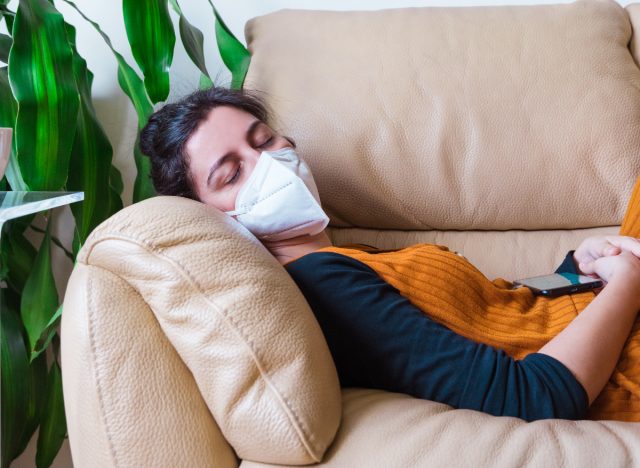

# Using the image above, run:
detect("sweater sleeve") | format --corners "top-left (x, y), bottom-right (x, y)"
top-left (554, 250), bottom-right (579, 274)
top-left (285, 252), bottom-right (589, 421)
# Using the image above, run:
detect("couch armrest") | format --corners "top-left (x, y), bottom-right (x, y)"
top-left (62, 262), bottom-right (238, 467)
top-left (62, 196), bottom-right (341, 466)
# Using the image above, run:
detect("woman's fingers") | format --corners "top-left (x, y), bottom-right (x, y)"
top-left (579, 261), bottom-right (596, 275)
top-left (606, 236), bottom-right (640, 257)
top-left (604, 246), bottom-right (621, 256)
top-left (579, 258), bottom-right (606, 280)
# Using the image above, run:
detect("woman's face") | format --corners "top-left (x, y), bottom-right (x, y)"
top-left (185, 105), bottom-right (294, 211)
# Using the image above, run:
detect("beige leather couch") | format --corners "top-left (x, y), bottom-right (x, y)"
top-left (61, 1), bottom-right (640, 466)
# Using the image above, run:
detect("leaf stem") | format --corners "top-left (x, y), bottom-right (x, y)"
top-left (28, 224), bottom-right (75, 261)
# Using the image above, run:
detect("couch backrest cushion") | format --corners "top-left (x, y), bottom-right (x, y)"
top-left (244, 0), bottom-right (640, 231)
top-left (70, 196), bottom-right (342, 465)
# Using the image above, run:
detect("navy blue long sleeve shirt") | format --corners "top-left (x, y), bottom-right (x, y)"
top-left (285, 248), bottom-right (589, 421)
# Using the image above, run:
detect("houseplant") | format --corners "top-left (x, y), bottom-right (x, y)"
top-left (0, 1), bottom-right (250, 466)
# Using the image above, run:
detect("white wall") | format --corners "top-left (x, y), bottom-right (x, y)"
top-left (11, 0), bottom-right (634, 467)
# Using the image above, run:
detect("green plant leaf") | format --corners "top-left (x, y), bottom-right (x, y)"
top-left (9, 0), bottom-right (80, 190)
top-left (110, 164), bottom-right (124, 195)
top-left (115, 63), bottom-right (154, 129)
top-left (108, 186), bottom-right (124, 220)
top-left (199, 72), bottom-right (214, 90)
top-left (62, 0), bottom-right (156, 202)
top-left (123, 0), bottom-right (175, 103)
top-left (133, 136), bottom-right (155, 202)
top-left (3, 218), bottom-right (36, 294)
top-left (27, 223), bottom-right (74, 262)
top-left (0, 66), bottom-right (26, 191)
top-left (208, 2), bottom-right (250, 89)
top-left (1, 278), bottom-right (19, 305)
top-left (15, 351), bottom-right (46, 460)
top-left (68, 3), bottom-right (155, 123)
top-left (35, 359), bottom-right (66, 468)
top-left (0, 66), bottom-right (17, 125)
top-left (168, 0), bottom-right (211, 81)
top-left (1, 290), bottom-right (29, 466)
top-left (0, 33), bottom-right (11, 64)
top-left (108, 164), bottom-right (125, 216)
top-left (0, 225), bottom-right (9, 281)
top-left (71, 228), bottom-right (81, 258)
top-left (30, 305), bottom-right (61, 362)
top-left (20, 219), bottom-right (58, 355)
top-left (63, 21), bottom-right (121, 243)
top-left (1, 6), bottom-right (15, 32)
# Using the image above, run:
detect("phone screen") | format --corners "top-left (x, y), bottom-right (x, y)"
top-left (513, 273), bottom-right (602, 296)
top-left (516, 273), bottom-right (596, 289)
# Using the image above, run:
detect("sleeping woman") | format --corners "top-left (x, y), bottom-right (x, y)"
top-left (139, 87), bottom-right (640, 422)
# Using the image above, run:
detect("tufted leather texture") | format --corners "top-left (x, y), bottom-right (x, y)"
top-left (241, 389), bottom-right (640, 468)
top-left (61, 196), bottom-right (341, 466)
top-left (244, 0), bottom-right (640, 231)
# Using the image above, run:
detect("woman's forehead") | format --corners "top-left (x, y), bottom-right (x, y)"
top-left (187, 107), bottom-right (262, 157)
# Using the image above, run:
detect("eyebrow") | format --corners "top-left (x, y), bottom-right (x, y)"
top-left (206, 119), bottom-right (263, 187)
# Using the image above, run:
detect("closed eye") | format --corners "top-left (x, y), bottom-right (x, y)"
top-left (259, 137), bottom-right (273, 148)
top-left (226, 165), bottom-right (241, 185)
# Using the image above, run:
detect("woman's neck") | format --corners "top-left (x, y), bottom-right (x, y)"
top-left (262, 229), bottom-right (333, 266)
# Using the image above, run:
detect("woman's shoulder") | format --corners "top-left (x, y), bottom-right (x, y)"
top-left (283, 249), bottom-right (392, 294)
top-left (284, 250), bottom-right (370, 274)
top-left (283, 241), bottom-right (448, 271)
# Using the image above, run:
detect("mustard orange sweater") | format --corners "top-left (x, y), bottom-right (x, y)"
top-left (288, 177), bottom-right (640, 421)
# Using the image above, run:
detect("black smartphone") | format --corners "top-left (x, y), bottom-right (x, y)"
top-left (513, 272), bottom-right (603, 297)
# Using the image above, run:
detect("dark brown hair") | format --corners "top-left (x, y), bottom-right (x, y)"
top-left (139, 87), bottom-right (270, 200)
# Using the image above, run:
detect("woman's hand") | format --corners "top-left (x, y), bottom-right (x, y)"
top-left (578, 249), bottom-right (640, 287)
top-left (574, 235), bottom-right (640, 278)
top-left (538, 249), bottom-right (640, 408)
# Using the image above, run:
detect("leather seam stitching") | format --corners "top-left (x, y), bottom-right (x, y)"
top-left (85, 268), bottom-right (122, 467)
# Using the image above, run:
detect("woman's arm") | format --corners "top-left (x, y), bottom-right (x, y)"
top-left (538, 250), bottom-right (640, 405)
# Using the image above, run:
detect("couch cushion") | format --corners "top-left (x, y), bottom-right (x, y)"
top-left (326, 224), bottom-right (620, 280)
top-left (71, 196), bottom-right (342, 464)
top-left (245, 0), bottom-right (640, 231)
top-left (241, 388), bottom-right (640, 468)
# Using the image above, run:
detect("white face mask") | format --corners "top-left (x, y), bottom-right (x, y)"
top-left (224, 147), bottom-right (330, 242)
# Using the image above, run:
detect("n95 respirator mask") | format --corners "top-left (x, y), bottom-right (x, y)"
top-left (224, 147), bottom-right (330, 242)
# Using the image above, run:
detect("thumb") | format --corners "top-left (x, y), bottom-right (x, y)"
top-left (579, 261), bottom-right (596, 275)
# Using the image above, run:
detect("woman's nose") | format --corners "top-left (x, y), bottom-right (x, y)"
top-left (242, 147), bottom-right (262, 161)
